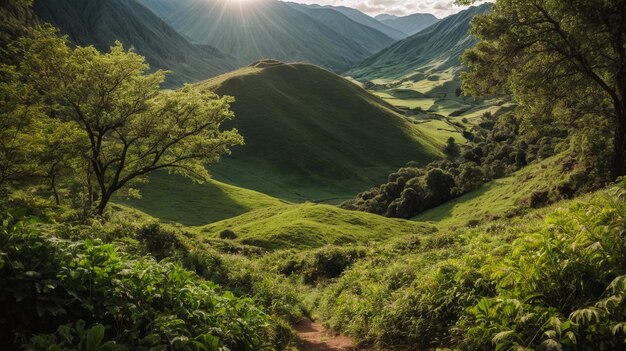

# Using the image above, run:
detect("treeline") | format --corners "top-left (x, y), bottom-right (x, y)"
top-left (343, 110), bottom-right (583, 219)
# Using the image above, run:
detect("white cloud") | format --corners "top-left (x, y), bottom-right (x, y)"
top-left (284, 0), bottom-right (494, 18)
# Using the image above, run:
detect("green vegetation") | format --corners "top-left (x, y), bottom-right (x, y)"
top-left (461, 0), bottom-right (626, 178)
top-left (0, 213), bottom-right (281, 350)
top-left (3, 0), bottom-right (626, 350)
top-left (2, 26), bottom-right (241, 216)
top-left (342, 109), bottom-right (569, 219)
top-left (199, 203), bottom-right (436, 250)
top-left (118, 173), bottom-right (286, 226)
top-left (346, 4), bottom-right (491, 82)
top-left (188, 61), bottom-right (444, 202)
top-left (415, 156), bottom-right (578, 229)
top-left (311, 180), bottom-right (626, 350)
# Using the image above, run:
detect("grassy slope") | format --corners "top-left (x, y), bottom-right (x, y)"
top-left (199, 203), bottom-right (437, 250)
top-left (117, 172), bottom-right (286, 226)
top-left (195, 62), bottom-right (444, 202)
top-left (415, 156), bottom-right (571, 229)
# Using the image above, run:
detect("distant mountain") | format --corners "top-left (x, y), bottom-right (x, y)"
top-left (191, 60), bottom-right (442, 201)
top-left (33, 0), bottom-right (236, 88)
top-left (135, 0), bottom-right (193, 19)
top-left (346, 4), bottom-right (492, 82)
top-left (287, 3), bottom-right (395, 54)
top-left (375, 14), bottom-right (398, 21)
top-left (145, 0), bottom-right (372, 72)
top-left (381, 13), bottom-right (439, 36)
top-left (300, 3), bottom-right (408, 40)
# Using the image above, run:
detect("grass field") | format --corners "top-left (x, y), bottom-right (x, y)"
top-left (199, 203), bottom-right (437, 250)
top-left (117, 172), bottom-right (287, 226)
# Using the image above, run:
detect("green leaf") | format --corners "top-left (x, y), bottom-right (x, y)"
top-left (86, 324), bottom-right (105, 351)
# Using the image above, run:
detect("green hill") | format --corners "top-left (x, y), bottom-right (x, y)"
top-left (153, 0), bottom-right (373, 72)
top-left (380, 13), bottom-right (439, 36)
top-left (199, 203), bottom-right (437, 250)
top-left (117, 172), bottom-right (287, 226)
top-left (193, 61), bottom-right (445, 202)
top-left (33, 0), bottom-right (236, 88)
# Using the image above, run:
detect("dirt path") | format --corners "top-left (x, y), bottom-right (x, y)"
top-left (294, 319), bottom-right (363, 351)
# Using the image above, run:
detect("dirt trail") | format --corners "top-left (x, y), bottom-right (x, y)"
top-left (294, 319), bottom-right (364, 351)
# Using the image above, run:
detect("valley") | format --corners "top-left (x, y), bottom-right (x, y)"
top-left (2, 1), bottom-right (625, 351)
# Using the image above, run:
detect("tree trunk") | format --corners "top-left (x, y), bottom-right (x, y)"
top-left (50, 174), bottom-right (60, 205)
top-left (95, 189), bottom-right (113, 216)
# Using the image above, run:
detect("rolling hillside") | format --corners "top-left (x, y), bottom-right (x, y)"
top-left (199, 203), bottom-right (436, 250)
top-left (199, 61), bottom-right (444, 201)
top-left (380, 13), bottom-right (439, 36)
top-left (125, 60), bottom-right (446, 206)
top-left (34, 0), bottom-right (236, 87)
top-left (153, 0), bottom-right (372, 72)
top-left (346, 4), bottom-right (492, 81)
top-left (287, 4), bottom-right (395, 54)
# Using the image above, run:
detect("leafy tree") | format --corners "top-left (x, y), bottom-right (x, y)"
top-left (445, 136), bottom-right (460, 156)
top-left (8, 27), bottom-right (243, 215)
top-left (459, 0), bottom-right (626, 178)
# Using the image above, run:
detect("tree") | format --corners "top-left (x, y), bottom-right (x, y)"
top-left (458, 0), bottom-right (626, 178)
top-left (9, 27), bottom-right (243, 215)
top-left (445, 137), bottom-right (460, 156)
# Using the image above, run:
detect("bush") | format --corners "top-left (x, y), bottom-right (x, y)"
top-left (0, 214), bottom-right (278, 350)
top-left (276, 246), bottom-right (367, 284)
top-left (219, 229), bottom-right (237, 240)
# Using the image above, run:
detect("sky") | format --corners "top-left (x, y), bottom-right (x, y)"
top-left (285, 0), bottom-right (493, 18)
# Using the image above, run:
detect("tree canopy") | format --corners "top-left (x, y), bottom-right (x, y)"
top-left (459, 0), bottom-right (626, 178)
top-left (1, 27), bottom-right (243, 215)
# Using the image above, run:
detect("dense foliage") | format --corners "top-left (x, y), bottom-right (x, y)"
top-left (315, 179), bottom-right (626, 350)
top-left (460, 0), bottom-right (626, 178)
top-left (0, 213), bottom-right (284, 350)
top-left (341, 109), bottom-right (590, 219)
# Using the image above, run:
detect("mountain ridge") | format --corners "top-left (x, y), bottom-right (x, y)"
top-left (346, 4), bottom-right (493, 81)
top-left (33, 0), bottom-right (237, 87)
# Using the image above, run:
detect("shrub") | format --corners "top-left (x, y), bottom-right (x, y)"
top-left (0, 214), bottom-right (277, 350)
top-left (219, 229), bottom-right (237, 240)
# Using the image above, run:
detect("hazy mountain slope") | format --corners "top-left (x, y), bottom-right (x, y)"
top-left (375, 14), bottom-right (398, 21)
top-left (188, 61), bottom-right (443, 201)
top-left (381, 13), bottom-right (439, 36)
top-left (33, 0), bottom-right (236, 87)
top-left (287, 4), bottom-right (395, 54)
top-left (160, 0), bottom-right (371, 72)
top-left (347, 4), bottom-right (492, 81)
top-left (136, 0), bottom-right (192, 18)
top-left (299, 3), bottom-right (407, 40)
